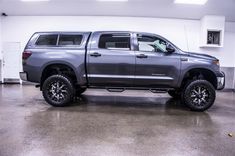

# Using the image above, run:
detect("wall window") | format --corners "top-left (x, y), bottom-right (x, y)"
top-left (99, 33), bottom-right (131, 50)
top-left (58, 35), bottom-right (83, 46)
top-left (137, 34), bottom-right (167, 53)
top-left (207, 31), bottom-right (221, 45)
top-left (35, 34), bottom-right (58, 46)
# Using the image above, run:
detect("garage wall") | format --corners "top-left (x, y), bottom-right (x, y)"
top-left (0, 17), bottom-right (2, 82)
top-left (1, 16), bottom-right (235, 89)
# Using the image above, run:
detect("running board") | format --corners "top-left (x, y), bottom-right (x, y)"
top-left (150, 89), bottom-right (168, 93)
top-left (107, 88), bottom-right (125, 92)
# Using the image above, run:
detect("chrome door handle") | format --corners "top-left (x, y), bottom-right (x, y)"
top-left (90, 52), bottom-right (101, 57)
top-left (136, 54), bottom-right (148, 58)
top-left (181, 58), bottom-right (188, 61)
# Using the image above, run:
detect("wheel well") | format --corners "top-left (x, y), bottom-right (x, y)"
top-left (181, 68), bottom-right (217, 89)
top-left (41, 64), bottom-right (77, 87)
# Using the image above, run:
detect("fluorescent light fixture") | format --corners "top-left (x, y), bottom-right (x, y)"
top-left (21, 0), bottom-right (50, 2)
top-left (97, 0), bottom-right (128, 1)
top-left (174, 0), bottom-right (208, 5)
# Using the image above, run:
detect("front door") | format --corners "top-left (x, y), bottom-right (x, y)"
top-left (134, 33), bottom-right (181, 88)
top-left (87, 32), bottom-right (135, 87)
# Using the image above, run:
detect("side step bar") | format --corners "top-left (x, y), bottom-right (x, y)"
top-left (106, 88), bottom-right (169, 93)
top-left (150, 89), bottom-right (168, 93)
top-left (107, 88), bottom-right (125, 92)
top-left (35, 84), bottom-right (40, 88)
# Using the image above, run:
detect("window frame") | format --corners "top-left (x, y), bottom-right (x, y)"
top-left (34, 33), bottom-right (84, 48)
top-left (136, 33), bottom-right (169, 53)
top-left (98, 32), bottom-right (133, 51)
top-left (57, 34), bottom-right (84, 47)
top-left (34, 34), bottom-right (59, 47)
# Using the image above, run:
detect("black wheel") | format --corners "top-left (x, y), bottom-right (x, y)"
top-left (76, 88), bottom-right (87, 96)
top-left (42, 75), bottom-right (75, 107)
top-left (168, 90), bottom-right (181, 99)
top-left (182, 80), bottom-right (216, 111)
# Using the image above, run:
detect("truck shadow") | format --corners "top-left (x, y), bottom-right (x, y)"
top-left (56, 94), bottom-right (192, 115)
top-left (44, 94), bottom-right (213, 127)
top-left (76, 94), bottom-right (185, 109)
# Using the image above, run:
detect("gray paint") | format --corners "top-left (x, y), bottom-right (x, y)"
top-left (23, 31), bottom-right (225, 90)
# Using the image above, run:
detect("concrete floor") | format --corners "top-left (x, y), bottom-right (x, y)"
top-left (0, 85), bottom-right (234, 156)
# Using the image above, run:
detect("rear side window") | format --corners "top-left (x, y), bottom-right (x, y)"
top-left (35, 34), bottom-right (58, 46)
top-left (98, 33), bottom-right (131, 50)
top-left (58, 35), bottom-right (83, 46)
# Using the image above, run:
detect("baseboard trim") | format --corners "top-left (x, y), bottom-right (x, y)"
top-left (219, 89), bottom-right (235, 92)
top-left (3, 78), bottom-right (20, 84)
top-left (22, 81), bottom-right (37, 85)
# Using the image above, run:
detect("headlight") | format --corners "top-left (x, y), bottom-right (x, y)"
top-left (213, 60), bottom-right (220, 66)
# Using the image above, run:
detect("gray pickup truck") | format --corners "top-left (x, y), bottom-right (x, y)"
top-left (20, 31), bottom-right (225, 111)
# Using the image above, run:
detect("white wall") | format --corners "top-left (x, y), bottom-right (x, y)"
top-left (0, 16), bottom-right (2, 59)
top-left (0, 16), bottom-right (2, 82)
top-left (1, 16), bottom-right (235, 68)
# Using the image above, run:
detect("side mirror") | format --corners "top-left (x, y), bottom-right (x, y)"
top-left (166, 44), bottom-right (175, 53)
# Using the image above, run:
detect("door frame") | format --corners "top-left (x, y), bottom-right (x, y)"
top-left (2, 42), bottom-right (22, 84)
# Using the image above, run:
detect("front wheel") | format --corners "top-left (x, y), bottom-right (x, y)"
top-left (42, 75), bottom-right (75, 107)
top-left (182, 80), bottom-right (216, 111)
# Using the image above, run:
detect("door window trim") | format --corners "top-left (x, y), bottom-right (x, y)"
top-left (136, 33), bottom-right (170, 53)
top-left (97, 32), bottom-right (134, 51)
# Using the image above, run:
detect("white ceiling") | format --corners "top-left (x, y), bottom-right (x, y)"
top-left (0, 0), bottom-right (235, 22)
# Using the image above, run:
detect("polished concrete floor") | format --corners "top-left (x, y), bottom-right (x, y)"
top-left (0, 85), bottom-right (234, 156)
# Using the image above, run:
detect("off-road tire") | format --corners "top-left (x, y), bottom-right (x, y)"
top-left (182, 80), bottom-right (216, 111)
top-left (42, 75), bottom-right (75, 107)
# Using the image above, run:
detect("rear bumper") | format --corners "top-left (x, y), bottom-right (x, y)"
top-left (216, 71), bottom-right (225, 90)
top-left (19, 72), bottom-right (28, 81)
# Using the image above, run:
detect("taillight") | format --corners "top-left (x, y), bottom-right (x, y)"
top-left (22, 51), bottom-right (32, 60)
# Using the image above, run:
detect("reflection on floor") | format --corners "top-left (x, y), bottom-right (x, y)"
top-left (0, 85), bottom-right (234, 156)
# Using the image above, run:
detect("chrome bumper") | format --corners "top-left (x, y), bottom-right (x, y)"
top-left (19, 72), bottom-right (28, 81)
top-left (217, 72), bottom-right (225, 90)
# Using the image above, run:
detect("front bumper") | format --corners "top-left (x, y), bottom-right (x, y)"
top-left (217, 71), bottom-right (225, 90)
top-left (19, 72), bottom-right (28, 81)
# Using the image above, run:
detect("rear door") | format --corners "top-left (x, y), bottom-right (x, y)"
top-left (134, 33), bottom-right (181, 88)
top-left (87, 32), bottom-right (135, 87)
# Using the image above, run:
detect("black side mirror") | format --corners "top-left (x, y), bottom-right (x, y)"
top-left (166, 44), bottom-right (175, 53)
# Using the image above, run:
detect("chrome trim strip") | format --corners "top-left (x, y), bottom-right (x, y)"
top-left (87, 74), bottom-right (173, 80)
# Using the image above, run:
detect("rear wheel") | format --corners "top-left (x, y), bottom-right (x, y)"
top-left (182, 80), bottom-right (216, 111)
top-left (42, 75), bottom-right (75, 107)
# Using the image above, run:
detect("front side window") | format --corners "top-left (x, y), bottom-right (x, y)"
top-left (35, 34), bottom-right (58, 46)
top-left (99, 33), bottom-right (131, 50)
top-left (137, 34), bottom-right (167, 53)
top-left (58, 35), bottom-right (83, 46)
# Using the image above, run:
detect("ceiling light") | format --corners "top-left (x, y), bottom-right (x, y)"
top-left (21, 0), bottom-right (50, 2)
top-left (97, 0), bottom-right (128, 1)
top-left (174, 0), bottom-right (208, 5)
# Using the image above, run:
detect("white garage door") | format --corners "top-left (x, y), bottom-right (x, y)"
top-left (2, 42), bottom-right (21, 83)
